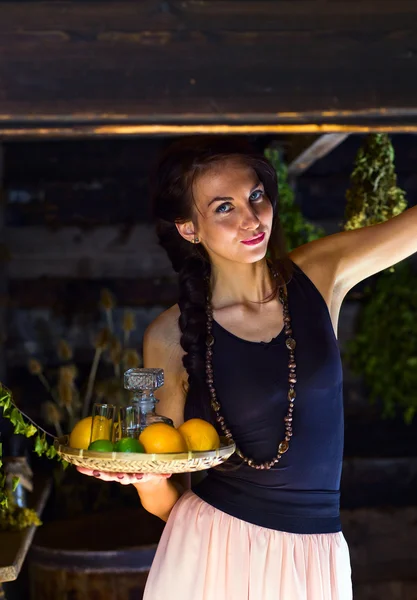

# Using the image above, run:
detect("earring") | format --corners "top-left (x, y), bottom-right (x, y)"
top-left (193, 237), bottom-right (200, 244)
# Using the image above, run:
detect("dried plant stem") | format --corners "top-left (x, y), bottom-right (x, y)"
top-left (36, 373), bottom-right (62, 409)
top-left (82, 348), bottom-right (102, 418)
top-left (37, 372), bottom-right (61, 404)
top-left (37, 372), bottom-right (51, 392)
top-left (53, 419), bottom-right (63, 437)
top-left (66, 402), bottom-right (77, 432)
top-left (105, 309), bottom-right (114, 333)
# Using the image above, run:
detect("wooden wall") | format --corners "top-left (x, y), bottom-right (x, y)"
top-left (1, 1), bottom-right (417, 135)
top-left (2, 138), bottom-right (171, 378)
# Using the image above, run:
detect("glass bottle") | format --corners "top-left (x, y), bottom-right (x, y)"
top-left (123, 368), bottom-right (173, 434)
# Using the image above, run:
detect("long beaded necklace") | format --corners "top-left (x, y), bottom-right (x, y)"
top-left (204, 267), bottom-right (296, 470)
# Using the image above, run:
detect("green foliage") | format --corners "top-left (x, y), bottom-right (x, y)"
top-left (344, 262), bottom-right (417, 424)
top-left (0, 386), bottom-right (67, 529)
top-left (344, 134), bottom-right (407, 230)
top-left (264, 146), bottom-right (325, 251)
top-left (343, 133), bottom-right (413, 422)
top-left (0, 488), bottom-right (42, 531)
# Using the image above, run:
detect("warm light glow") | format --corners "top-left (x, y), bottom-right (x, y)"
top-left (1, 123), bottom-right (417, 139)
top-left (0, 109), bottom-right (417, 138)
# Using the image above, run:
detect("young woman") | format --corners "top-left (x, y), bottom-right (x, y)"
top-left (78, 136), bottom-right (417, 599)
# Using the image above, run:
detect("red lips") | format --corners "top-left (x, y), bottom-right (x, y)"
top-left (241, 232), bottom-right (265, 245)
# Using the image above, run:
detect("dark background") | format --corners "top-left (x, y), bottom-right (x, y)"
top-left (2, 0), bottom-right (417, 597)
top-left (1, 133), bottom-right (417, 598)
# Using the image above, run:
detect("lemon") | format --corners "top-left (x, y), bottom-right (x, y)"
top-left (69, 416), bottom-right (93, 450)
top-left (139, 423), bottom-right (188, 454)
top-left (178, 419), bottom-right (221, 451)
top-left (69, 416), bottom-right (113, 449)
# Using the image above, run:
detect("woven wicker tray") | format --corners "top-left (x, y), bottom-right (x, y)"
top-left (54, 436), bottom-right (236, 474)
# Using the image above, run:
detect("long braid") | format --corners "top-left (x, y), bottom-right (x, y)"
top-left (156, 219), bottom-right (214, 424)
top-left (178, 256), bottom-right (214, 423)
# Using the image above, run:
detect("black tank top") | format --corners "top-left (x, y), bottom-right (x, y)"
top-left (184, 261), bottom-right (344, 534)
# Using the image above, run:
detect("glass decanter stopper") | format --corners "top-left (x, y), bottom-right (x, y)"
top-left (123, 368), bottom-right (173, 433)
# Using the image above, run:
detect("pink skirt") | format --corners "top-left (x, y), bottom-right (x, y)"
top-left (143, 490), bottom-right (352, 600)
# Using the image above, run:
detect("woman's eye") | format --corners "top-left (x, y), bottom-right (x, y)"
top-left (215, 202), bottom-right (232, 214)
top-left (249, 189), bottom-right (264, 201)
top-left (215, 190), bottom-right (264, 214)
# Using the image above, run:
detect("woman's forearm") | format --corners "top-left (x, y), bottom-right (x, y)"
top-left (133, 477), bottom-right (184, 522)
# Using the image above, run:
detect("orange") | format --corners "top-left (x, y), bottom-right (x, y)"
top-left (139, 423), bottom-right (188, 454)
top-left (69, 416), bottom-right (93, 450)
top-left (178, 418), bottom-right (221, 452)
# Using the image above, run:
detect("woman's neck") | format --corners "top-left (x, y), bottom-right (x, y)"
top-left (209, 260), bottom-right (275, 309)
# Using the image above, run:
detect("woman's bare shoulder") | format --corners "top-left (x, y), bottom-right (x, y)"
top-left (143, 304), bottom-right (185, 375)
top-left (143, 304), bottom-right (188, 428)
top-left (144, 306), bottom-right (191, 488)
top-left (144, 304), bottom-right (181, 348)
top-left (289, 244), bottom-right (342, 339)
top-left (289, 244), bottom-right (337, 307)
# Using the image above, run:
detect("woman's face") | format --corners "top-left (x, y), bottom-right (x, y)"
top-left (179, 159), bottom-right (274, 266)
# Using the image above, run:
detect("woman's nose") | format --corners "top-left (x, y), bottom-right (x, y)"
top-left (241, 207), bottom-right (261, 229)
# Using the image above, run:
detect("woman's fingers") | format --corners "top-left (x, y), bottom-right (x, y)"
top-left (76, 467), bottom-right (172, 484)
top-left (115, 473), bottom-right (137, 485)
top-left (76, 467), bottom-right (96, 477)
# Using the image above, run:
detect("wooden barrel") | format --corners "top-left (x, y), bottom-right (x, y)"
top-left (28, 506), bottom-right (165, 600)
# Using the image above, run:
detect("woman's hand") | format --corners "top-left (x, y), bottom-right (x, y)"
top-left (76, 466), bottom-right (171, 486)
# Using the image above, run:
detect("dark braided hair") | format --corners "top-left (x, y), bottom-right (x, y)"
top-left (150, 136), bottom-right (292, 425)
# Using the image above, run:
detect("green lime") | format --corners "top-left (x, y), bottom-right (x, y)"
top-left (88, 439), bottom-right (114, 452)
top-left (114, 437), bottom-right (145, 453)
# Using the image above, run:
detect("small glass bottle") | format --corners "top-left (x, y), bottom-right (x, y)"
top-left (124, 368), bottom-right (173, 434)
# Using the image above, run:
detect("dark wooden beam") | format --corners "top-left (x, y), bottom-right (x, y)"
top-left (288, 134), bottom-right (350, 177)
top-left (1, 1), bottom-right (417, 135)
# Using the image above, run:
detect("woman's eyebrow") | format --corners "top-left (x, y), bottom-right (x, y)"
top-left (207, 180), bottom-right (262, 207)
